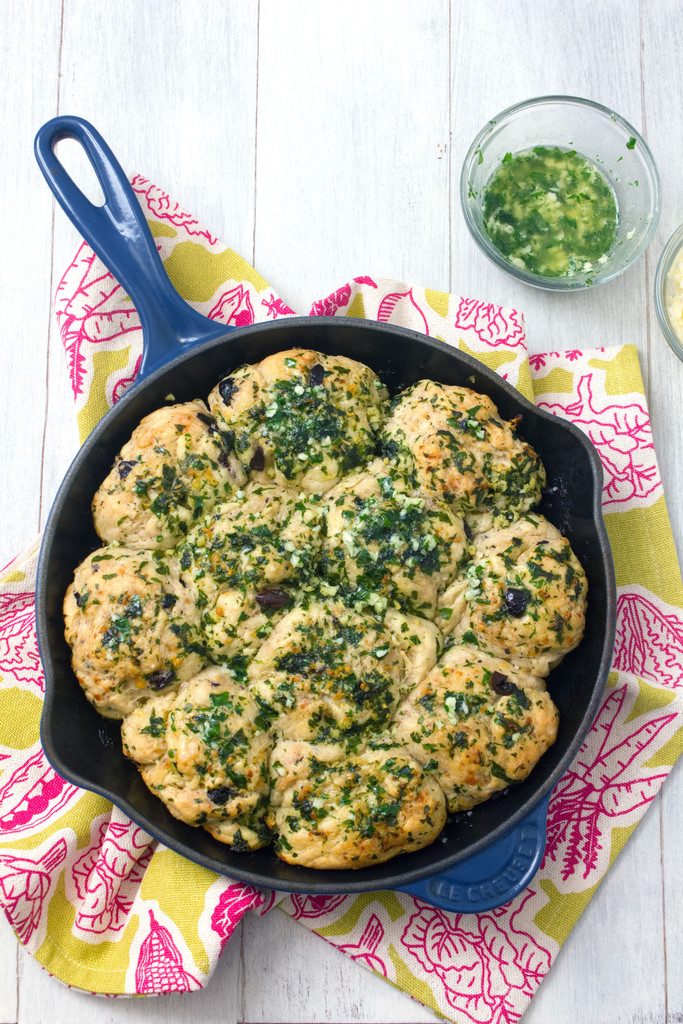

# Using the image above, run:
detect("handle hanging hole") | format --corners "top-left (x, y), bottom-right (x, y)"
top-left (54, 137), bottom-right (106, 207)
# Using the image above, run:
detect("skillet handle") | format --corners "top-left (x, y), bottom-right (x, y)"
top-left (397, 795), bottom-right (550, 913)
top-left (34, 116), bottom-right (229, 380)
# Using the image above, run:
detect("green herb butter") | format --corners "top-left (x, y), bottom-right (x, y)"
top-left (482, 145), bottom-right (618, 278)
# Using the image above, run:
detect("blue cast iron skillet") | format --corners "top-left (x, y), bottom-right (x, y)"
top-left (34, 116), bottom-right (616, 912)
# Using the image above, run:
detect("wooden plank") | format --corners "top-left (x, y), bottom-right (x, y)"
top-left (241, 909), bottom-right (437, 1023)
top-left (451, 3), bottom-right (667, 1023)
top-left (660, 768), bottom-right (683, 1022)
top-left (244, 4), bottom-right (449, 1018)
top-left (524, 797), bottom-right (666, 1024)
top-left (39, 0), bottom-right (260, 527)
top-left (253, 0), bottom-right (450, 313)
top-left (16, 923), bottom-right (242, 1024)
top-left (0, 0), bottom-right (61, 1008)
top-left (0, 0), bottom-right (61, 567)
top-left (56, 0), bottom-right (258, 252)
top-left (638, 5), bottom-right (683, 1016)
top-left (450, 0), bottom-right (649, 377)
top-left (639, 0), bottom-right (683, 573)
top-left (0, 919), bottom-right (17, 1024)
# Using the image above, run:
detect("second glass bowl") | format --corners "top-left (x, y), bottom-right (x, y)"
top-left (654, 224), bottom-right (683, 362)
top-left (461, 95), bottom-right (661, 291)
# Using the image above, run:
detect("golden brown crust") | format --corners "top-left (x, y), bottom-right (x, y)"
top-left (63, 350), bottom-right (586, 869)
top-left (268, 740), bottom-right (446, 869)
top-left (122, 666), bottom-right (272, 850)
top-left (381, 380), bottom-right (545, 527)
top-left (63, 547), bottom-right (203, 718)
top-left (179, 481), bottom-right (324, 658)
top-left (441, 514), bottom-right (588, 676)
top-left (247, 601), bottom-right (439, 749)
top-left (323, 459), bottom-right (468, 619)
top-left (392, 646), bottom-right (558, 812)
top-left (208, 349), bottom-right (388, 494)
top-left (93, 401), bottom-right (244, 550)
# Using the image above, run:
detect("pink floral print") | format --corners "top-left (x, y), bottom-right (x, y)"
top-left (544, 685), bottom-right (673, 882)
top-left (0, 591), bottom-right (42, 690)
top-left (0, 749), bottom-right (78, 836)
top-left (71, 817), bottom-right (154, 935)
top-left (454, 298), bottom-right (525, 349)
top-left (135, 909), bottom-right (200, 993)
top-left (539, 373), bottom-right (660, 509)
top-left (614, 589), bottom-right (683, 689)
top-left (337, 915), bottom-right (388, 976)
top-left (402, 891), bottom-right (552, 1024)
top-left (377, 287), bottom-right (430, 334)
top-left (0, 838), bottom-right (67, 943)
top-left (210, 883), bottom-right (263, 949)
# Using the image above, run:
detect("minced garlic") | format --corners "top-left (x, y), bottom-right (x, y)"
top-left (666, 244), bottom-right (683, 342)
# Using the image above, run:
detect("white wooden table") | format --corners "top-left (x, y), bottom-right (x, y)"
top-left (1, 1), bottom-right (681, 1021)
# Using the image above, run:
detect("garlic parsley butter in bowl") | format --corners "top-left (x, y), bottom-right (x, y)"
top-left (461, 96), bottom-right (661, 291)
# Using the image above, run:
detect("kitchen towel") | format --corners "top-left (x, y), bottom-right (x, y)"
top-left (0, 177), bottom-right (680, 1021)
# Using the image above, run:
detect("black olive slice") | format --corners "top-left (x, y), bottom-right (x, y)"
top-left (207, 786), bottom-right (237, 805)
top-left (490, 670), bottom-right (513, 695)
top-left (504, 588), bottom-right (530, 617)
top-left (255, 587), bottom-right (290, 610)
top-left (218, 377), bottom-right (238, 405)
top-left (197, 412), bottom-right (219, 435)
top-left (308, 363), bottom-right (325, 387)
top-left (147, 669), bottom-right (176, 691)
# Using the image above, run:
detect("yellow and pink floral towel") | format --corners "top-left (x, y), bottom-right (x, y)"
top-left (1, 177), bottom-right (681, 1020)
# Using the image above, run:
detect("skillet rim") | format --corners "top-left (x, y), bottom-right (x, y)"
top-left (37, 316), bottom-right (616, 894)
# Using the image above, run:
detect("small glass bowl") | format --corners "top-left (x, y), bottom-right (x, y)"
top-left (460, 95), bottom-right (661, 291)
top-left (654, 224), bottom-right (683, 362)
